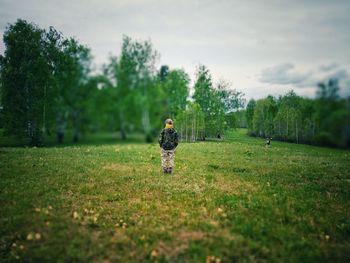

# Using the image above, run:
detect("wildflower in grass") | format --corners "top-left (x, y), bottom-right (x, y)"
top-left (206, 255), bottom-right (214, 263)
top-left (73, 211), bottom-right (79, 219)
top-left (35, 233), bottom-right (41, 240)
top-left (210, 220), bottom-right (219, 226)
top-left (217, 207), bottom-right (223, 213)
top-left (26, 233), bottom-right (33, 240)
top-left (206, 255), bottom-right (221, 263)
top-left (151, 250), bottom-right (158, 257)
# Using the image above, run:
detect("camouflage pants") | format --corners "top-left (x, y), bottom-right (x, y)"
top-left (160, 148), bottom-right (175, 169)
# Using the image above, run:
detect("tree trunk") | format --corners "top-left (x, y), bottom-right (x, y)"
top-left (119, 111), bottom-right (126, 140)
top-left (42, 84), bottom-right (47, 135)
top-left (194, 112), bottom-right (197, 141)
top-left (180, 126), bottom-right (183, 142)
top-left (142, 108), bottom-right (152, 142)
top-left (286, 111), bottom-right (289, 138)
top-left (73, 129), bottom-right (79, 143)
top-left (56, 113), bottom-right (65, 144)
top-left (30, 122), bottom-right (42, 146)
top-left (72, 110), bottom-right (79, 143)
top-left (296, 120), bottom-right (299, 144)
top-left (185, 111), bottom-right (188, 142)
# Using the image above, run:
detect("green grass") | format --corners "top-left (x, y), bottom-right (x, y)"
top-left (0, 130), bottom-right (146, 147)
top-left (1, 129), bottom-right (350, 262)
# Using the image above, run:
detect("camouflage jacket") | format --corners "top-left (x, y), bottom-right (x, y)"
top-left (158, 128), bottom-right (178, 150)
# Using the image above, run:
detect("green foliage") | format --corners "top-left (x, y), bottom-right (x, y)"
top-left (246, 99), bottom-right (256, 133)
top-left (273, 91), bottom-right (302, 142)
top-left (314, 79), bottom-right (349, 147)
top-left (0, 20), bottom-right (51, 145)
top-left (161, 69), bottom-right (189, 119)
top-left (0, 20), bottom-right (96, 145)
top-left (175, 102), bottom-right (205, 142)
top-left (106, 36), bottom-right (160, 141)
top-left (216, 79), bottom-right (245, 113)
top-left (226, 110), bottom-right (247, 129)
top-left (193, 65), bottom-right (242, 138)
top-left (0, 20), bottom-right (246, 146)
top-left (3, 19), bottom-right (348, 149)
top-left (56, 38), bottom-right (93, 143)
top-left (248, 83), bottom-right (350, 148)
top-left (193, 65), bottom-right (213, 116)
top-left (252, 95), bottom-right (277, 137)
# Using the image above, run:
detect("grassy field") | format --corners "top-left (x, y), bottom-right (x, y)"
top-left (0, 129), bottom-right (350, 262)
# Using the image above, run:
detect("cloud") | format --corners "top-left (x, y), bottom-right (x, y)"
top-left (1, 0), bottom-right (350, 99)
top-left (259, 62), bottom-right (350, 97)
top-left (327, 69), bottom-right (348, 81)
top-left (321, 69), bottom-right (350, 97)
top-left (319, 63), bottom-right (339, 72)
top-left (259, 63), bottom-right (312, 86)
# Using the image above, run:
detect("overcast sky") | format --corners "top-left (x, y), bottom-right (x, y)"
top-left (1, 0), bottom-right (350, 99)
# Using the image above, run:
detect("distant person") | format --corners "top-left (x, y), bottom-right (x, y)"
top-left (158, 118), bottom-right (178, 174)
top-left (266, 137), bottom-right (272, 147)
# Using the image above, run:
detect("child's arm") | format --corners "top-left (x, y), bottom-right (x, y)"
top-left (158, 129), bottom-right (164, 147)
top-left (174, 131), bottom-right (179, 148)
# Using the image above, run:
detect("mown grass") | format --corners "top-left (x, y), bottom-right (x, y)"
top-left (0, 129), bottom-right (349, 262)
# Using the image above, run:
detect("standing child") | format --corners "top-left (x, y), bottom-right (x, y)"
top-left (158, 119), bottom-right (178, 174)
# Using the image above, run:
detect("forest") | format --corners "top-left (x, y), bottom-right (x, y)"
top-left (0, 19), bottom-right (349, 147)
top-left (245, 82), bottom-right (350, 148)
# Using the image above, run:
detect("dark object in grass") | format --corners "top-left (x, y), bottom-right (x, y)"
top-left (244, 150), bottom-right (252, 156)
top-left (208, 163), bottom-right (219, 169)
top-left (266, 137), bottom-right (272, 147)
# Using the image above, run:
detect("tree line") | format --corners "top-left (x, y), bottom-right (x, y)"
top-left (1, 20), bottom-right (348, 147)
top-left (177, 66), bottom-right (245, 142)
top-left (0, 19), bottom-right (244, 146)
top-left (245, 80), bottom-right (350, 148)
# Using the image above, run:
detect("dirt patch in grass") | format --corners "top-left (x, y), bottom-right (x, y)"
top-left (156, 230), bottom-right (206, 258)
top-left (103, 163), bottom-right (157, 175)
top-left (177, 230), bottom-right (206, 242)
top-left (155, 229), bottom-right (245, 260)
top-left (103, 163), bottom-right (137, 174)
top-left (213, 174), bottom-right (257, 194)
